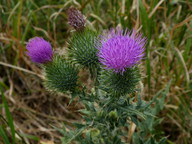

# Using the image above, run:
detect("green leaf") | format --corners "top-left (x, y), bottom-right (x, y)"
top-left (73, 123), bottom-right (85, 129)
top-left (158, 137), bottom-right (167, 144)
top-left (119, 106), bottom-right (146, 120)
top-left (63, 128), bottom-right (85, 144)
top-left (78, 109), bottom-right (91, 115)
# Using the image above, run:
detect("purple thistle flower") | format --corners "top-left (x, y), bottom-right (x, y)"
top-left (26, 37), bottom-right (53, 64)
top-left (97, 28), bottom-right (146, 73)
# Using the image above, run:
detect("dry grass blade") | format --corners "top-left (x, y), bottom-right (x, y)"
top-left (89, 13), bottom-right (106, 26)
top-left (127, 122), bottom-right (136, 143)
top-left (0, 61), bottom-right (43, 78)
top-left (171, 15), bottom-right (192, 37)
top-left (173, 47), bottom-right (190, 87)
top-left (148, 0), bottom-right (164, 18)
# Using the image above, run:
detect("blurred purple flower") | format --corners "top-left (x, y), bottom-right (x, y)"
top-left (97, 28), bottom-right (146, 73)
top-left (26, 37), bottom-right (53, 64)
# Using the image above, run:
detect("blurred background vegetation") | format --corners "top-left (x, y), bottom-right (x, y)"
top-left (0, 0), bottom-right (192, 143)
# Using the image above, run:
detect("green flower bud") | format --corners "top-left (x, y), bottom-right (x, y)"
top-left (109, 110), bottom-right (118, 119)
top-left (44, 56), bottom-right (78, 93)
top-left (90, 128), bottom-right (100, 137)
top-left (68, 29), bottom-right (100, 69)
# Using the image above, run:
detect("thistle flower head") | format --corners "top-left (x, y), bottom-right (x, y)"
top-left (67, 7), bottom-right (85, 30)
top-left (26, 37), bottom-right (53, 64)
top-left (98, 28), bottom-right (146, 73)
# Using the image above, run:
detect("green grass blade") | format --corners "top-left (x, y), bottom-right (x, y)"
top-left (1, 89), bottom-right (16, 144)
top-left (139, 0), bottom-right (151, 39)
top-left (183, 37), bottom-right (192, 61)
top-left (19, 133), bottom-right (40, 141)
top-left (139, 0), bottom-right (152, 92)
top-left (21, 17), bottom-right (32, 45)
top-left (0, 126), bottom-right (10, 144)
top-left (65, 128), bottom-right (85, 144)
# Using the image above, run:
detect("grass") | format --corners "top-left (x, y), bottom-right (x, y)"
top-left (0, 0), bottom-right (192, 143)
top-left (0, 88), bottom-right (16, 144)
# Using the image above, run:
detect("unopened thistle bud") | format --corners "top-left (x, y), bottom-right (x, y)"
top-left (26, 37), bottom-right (53, 64)
top-left (109, 110), bottom-right (118, 120)
top-left (68, 29), bottom-right (99, 69)
top-left (90, 128), bottom-right (100, 137)
top-left (44, 56), bottom-right (78, 93)
top-left (67, 7), bottom-right (85, 30)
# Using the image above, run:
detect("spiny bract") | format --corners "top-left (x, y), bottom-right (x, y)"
top-left (99, 67), bottom-right (140, 96)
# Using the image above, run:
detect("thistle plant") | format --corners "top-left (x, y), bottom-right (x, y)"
top-left (26, 8), bottom-right (168, 144)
